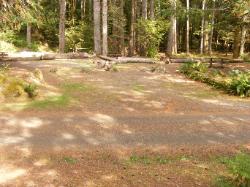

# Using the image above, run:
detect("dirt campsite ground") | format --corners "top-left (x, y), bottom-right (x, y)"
top-left (0, 59), bottom-right (250, 186)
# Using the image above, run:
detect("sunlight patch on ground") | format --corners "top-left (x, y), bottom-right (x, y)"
top-left (199, 120), bottom-right (211, 125)
top-left (124, 107), bottom-right (136, 112)
top-left (62, 133), bottom-right (75, 140)
top-left (210, 117), bottom-right (235, 126)
top-left (144, 100), bottom-right (164, 109)
top-left (0, 116), bottom-right (45, 145)
top-left (21, 129), bottom-right (32, 138)
top-left (89, 113), bottom-right (116, 129)
top-left (101, 174), bottom-right (117, 181)
top-left (166, 76), bottom-right (194, 83)
top-left (16, 146), bottom-right (32, 157)
top-left (5, 117), bottom-right (43, 128)
top-left (0, 136), bottom-right (25, 145)
top-left (0, 103), bottom-right (29, 111)
top-left (201, 99), bottom-right (234, 107)
top-left (33, 159), bottom-right (49, 167)
top-left (81, 129), bottom-right (92, 136)
top-left (122, 129), bottom-right (133, 134)
top-left (85, 137), bottom-right (100, 145)
top-left (0, 165), bottom-right (26, 184)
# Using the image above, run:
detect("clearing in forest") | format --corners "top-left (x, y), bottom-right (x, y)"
top-left (0, 59), bottom-right (249, 186)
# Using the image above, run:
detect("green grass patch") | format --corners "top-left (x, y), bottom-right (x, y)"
top-left (186, 90), bottom-right (220, 99)
top-left (132, 84), bottom-right (145, 92)
top-left (129, 155), bottom-right (170, 165)
top-left (61, 82), bottom-right (94, 93)
top-left (63, 156), bottom-right (78, 164)
top-left (215, 153), bottom-right (250, 187)
top-left (28, 94), bottom-right (71, 109)
top-left (27, 82), bottom-right (95, 109)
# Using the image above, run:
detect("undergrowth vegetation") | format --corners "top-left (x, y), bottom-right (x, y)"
top-left (180, 62), bottom-right (250, 97)
top-left (0, 64), bottom-right (38, 99)
top-left (216, 153), bottom-right (250, 187)
top-left (0, 30), bottom-right (51, 52)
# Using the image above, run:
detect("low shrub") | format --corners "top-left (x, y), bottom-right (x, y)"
top-left (0, 73), bottom-right (7, 84)
top-left (3, 79), bottom-right (25, 97)
top-left (179, 62), bottom-right (208, 75)
top-left (241, 53), bottom-right (250, 62)
top-left (136, 19), bottom-right (169, 57)
top-left (24, 83), bottom-right (38, 98)
top-left (228, 70), bottom-right (250, 97)
top-left (1, 76), bottom-right (39, 99)
top-left (0, 63), bottom-right (10, 73)
top-left (180, 62), bottom-right (250, 97)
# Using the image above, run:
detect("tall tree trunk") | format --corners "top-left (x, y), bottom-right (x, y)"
top-left (93, 0), bottom-right (101, 55)
top-left (120, 0), bottom-right (125, 55)
top-left (81, 0), bottom-right (86, 20)
top-left (129, 0), bottom-right (135, 56)
top-left (102, 0), bottom-right (108, 56)
top-left (71, 0), bottom-right (76, 25)
top-left (233, 27), bottom-right (241, 59)
top-left (208, 0), bottom-right (215, 55)
top-left (204, 20), bottom-right (209, 53)
top-left (88, 0), bottom-right (92, 22)
top-left (186, 0), bottom-right (190, 54)
top-left (167, 0), bottom-right (177, 56)
top-left (240, 15), bottom-right (247, 56)
top-left (59, 0), bottom-right (66, 53)
top-left (26, 23), bottom-right (31, 46)
top-left (150, 0), bottom-right (154, 20)
top-left (158, 0), bottom-right (161, 17)
top-left (200, 0), bottom-right (206, 54)
top-left (142, 0), bottom-right (147, 19)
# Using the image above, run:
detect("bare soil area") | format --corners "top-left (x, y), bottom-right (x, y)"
top-left (0, 59), bottom-right (249, 186)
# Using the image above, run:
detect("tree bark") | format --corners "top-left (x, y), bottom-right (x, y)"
top-left (208, 0), bottom-right (215, 55)
top-left (93, 0), bottom-right (101, 55)
top-left (102, 0), bottom-right (108, 56)
top-left (200, 0), bottom-right (206, 54)
top-left (167, 0), bottom-right (177, 56)
top-left (120, 0), bottom-right (125, 55)
top-left (233, 27), bottom-right (241, 59)
top-left (26, 23), bottom-right (31, 46)
top-left (81, 0), bottom-right (86, 20)
top-left (129, 0), bottom-right (135, 56)
top-left (88, 0), bottom-right (92, 21)
top-left (59, 0), bottom-right (66, 53)
top-left (240, 15), bottom-right (247, 56)
top-left (142, 0), bottom-right (147, 19)
top-left (186, 0), bottom-right (190, 54)
top-left (150, 0), bottom-right (154, 20)
top-left (204, 20), bottom-right (209, 53)
top-left (99, 55), bottom-right (156, 64)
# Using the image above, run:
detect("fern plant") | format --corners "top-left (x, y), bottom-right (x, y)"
top-left (229, 70), bottom-right (250, 97)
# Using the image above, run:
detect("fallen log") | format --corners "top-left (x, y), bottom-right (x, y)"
top-left (170, 57), bottom-right (244, 63)
top-left (3, 52), bottom-right (91, 61)
top-left (99, 56), bottom-right (156, 64)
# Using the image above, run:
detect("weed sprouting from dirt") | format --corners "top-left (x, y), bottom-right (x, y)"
top-left (63, 157), bottom-right (78, 164)
top-left (24, 83), bottom-right (38, 98)
top-left (132, 84), bottom-right (145, 92)
top-left (129, 155), bottom-right (170, 165)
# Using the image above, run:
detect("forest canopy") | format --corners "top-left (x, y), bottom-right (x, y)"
top-left (0, 0), bottom-right (249, 59)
